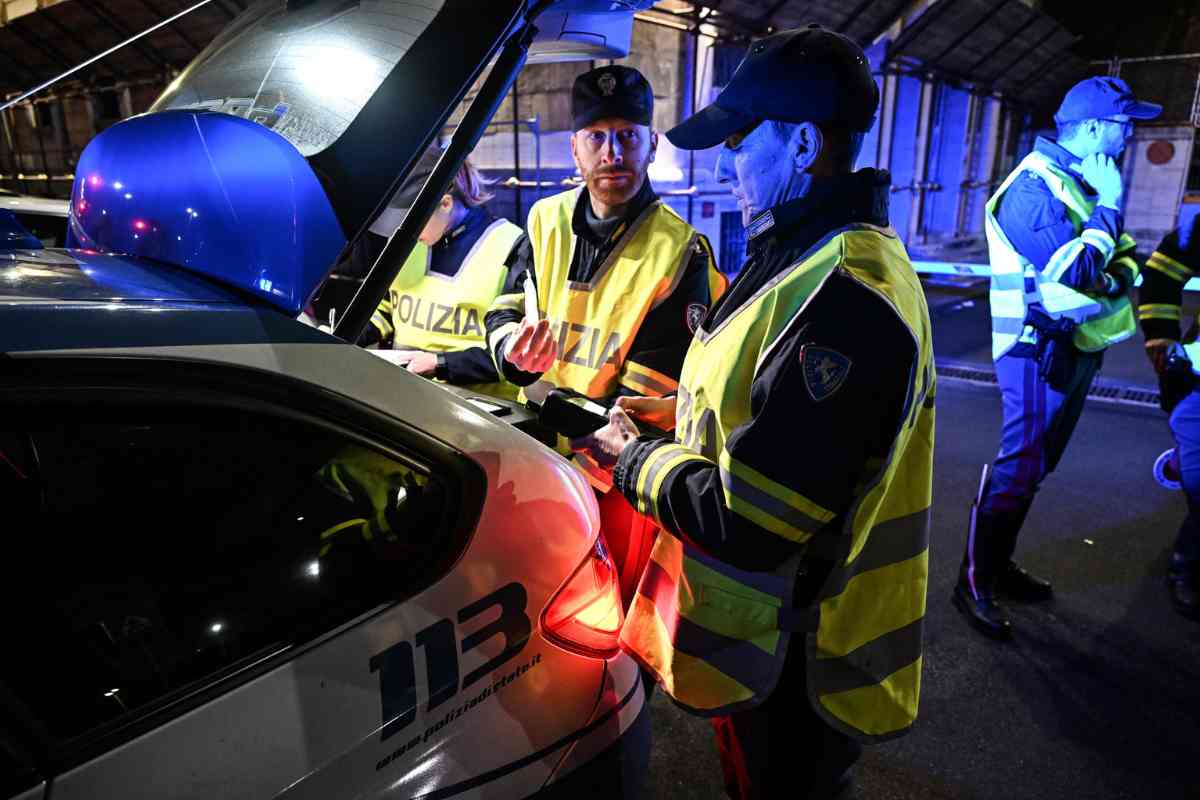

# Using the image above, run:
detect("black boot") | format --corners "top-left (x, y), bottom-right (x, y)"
top-left (953, 579), bottom-right (1012, 639)
top-left (998, 560), bottom-right (1054, 602)
top-left (955, 465), bottom-right (1014, 639)
top-left (1167, 554), bottom-right (1199, 621)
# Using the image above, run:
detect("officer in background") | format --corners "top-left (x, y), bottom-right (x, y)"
top-left (575, 26), bottom-right (934, 798)
top-left (956, 77), bottom-right (1161, 638)
top-left (486, 65), bottom-right (724, 605)
top-left (1137, 215), bottom-right (1200, 620)
top-left (357, 150), bottom-right (526, 399)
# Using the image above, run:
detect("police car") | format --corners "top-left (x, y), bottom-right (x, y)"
top-left (0, 2), bottom-right (656, 798)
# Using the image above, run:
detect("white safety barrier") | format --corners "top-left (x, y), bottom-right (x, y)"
top-left (911, 260), bottom-right (1200, 291)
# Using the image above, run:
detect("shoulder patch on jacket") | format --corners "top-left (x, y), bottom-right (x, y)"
top-left (800, 345), bottom-right (851, 402)
top-left (686, 302), bottom-right (706, 334)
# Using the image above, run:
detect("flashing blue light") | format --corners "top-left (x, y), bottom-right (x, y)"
top-left (68, 110), bottom-right (346, 315)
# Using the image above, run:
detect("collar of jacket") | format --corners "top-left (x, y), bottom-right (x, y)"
top-left (436, 205), bottom-right (490, 249)
top-left (571, 176), bottom-right (659, 246)
top-left (747, 168), bottom-right (892, 255)
top-left (1033, 136), bottom-right (1098, 198)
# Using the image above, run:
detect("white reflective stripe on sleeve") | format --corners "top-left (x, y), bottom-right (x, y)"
top-left (1044, 239), bottom-right (1086, 282)
top-left (1079, 228), bottom-right (1116, 263)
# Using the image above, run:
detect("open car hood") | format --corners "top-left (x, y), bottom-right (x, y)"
top-left (67, 0), bottom-right (652, 316)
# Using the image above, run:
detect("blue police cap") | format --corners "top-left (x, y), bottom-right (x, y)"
top-left (668, 24), bottom-right (878, 151)
top-left (1054, 76), bottom-right (1161, 125)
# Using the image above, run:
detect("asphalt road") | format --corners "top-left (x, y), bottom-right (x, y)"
top-left (645, 286), bottom-right (1200, 799)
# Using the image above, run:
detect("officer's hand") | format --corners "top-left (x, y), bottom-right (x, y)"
top-left (396, 351), bottom-right (437, 377)
top-left (505, 317), bottom-right (557, 374)
top-left (614, 395), bottom-right (677, 431)
top-left (1081, 153), bottom-right (1123, 209)
top-left (570, 406), bottom-right (640, 469)
top-left (1146, 340), bottom-right (1176, 375)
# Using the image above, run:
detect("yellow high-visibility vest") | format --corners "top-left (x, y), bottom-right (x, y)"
top-left (985, 151), bottom-right (1138, 360)
top-left (372, 218), bottom-right (523, 399)
top-left (517, 188), bottom-right (707, 402)
top-left (620, 224), bottom-right (935, 742)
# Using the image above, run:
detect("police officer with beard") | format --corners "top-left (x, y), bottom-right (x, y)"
top-left (485, 65), bottom-right (724, 607)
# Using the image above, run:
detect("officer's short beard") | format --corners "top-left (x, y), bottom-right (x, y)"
top-left (584, 164), bottom-right (646, 209)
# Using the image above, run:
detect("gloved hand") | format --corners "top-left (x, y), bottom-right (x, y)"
top-left (1080, 153), bottom-right (1123, 209)
top-left (1146, 339), bottom-right (1177, 375)
top-left (1159, 341), bottom-right (1196, 414)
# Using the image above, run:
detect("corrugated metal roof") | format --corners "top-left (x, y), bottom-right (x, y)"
top-left (0, 0), bottom-right (239, 96)
top-left (679, 0), bottom-right (1091, 107)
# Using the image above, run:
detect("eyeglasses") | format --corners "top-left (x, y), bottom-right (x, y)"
top-left (1098, 117), bottom-right (1133, 135)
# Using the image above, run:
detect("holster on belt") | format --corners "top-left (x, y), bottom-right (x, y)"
top-left (1026, 305), bottom-right (1077, 391)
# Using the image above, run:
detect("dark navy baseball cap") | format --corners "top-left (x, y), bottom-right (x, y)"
top-left (1054, 76), bottom-right (1161, 125)
top-left (667, 24), bottom-right (878, 151)
top-left (572, 65), bottom-right (654, 131)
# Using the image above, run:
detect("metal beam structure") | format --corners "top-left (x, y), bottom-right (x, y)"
top-left (889, 0), bottom-right (960, 60)
top-left (74, 0), bottom-right (170, 70)
top-left (927, 0), bottom-right (1006, 71)
top-left (134, 0), bottom-right (204, 53)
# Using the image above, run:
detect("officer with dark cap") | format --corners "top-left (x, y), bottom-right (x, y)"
top-left (485, 64), bottom-right (724, 607)
top-left (574, 24), bottom-right (934, 799)
top-left (956, 76), bottom-right (1160, 638)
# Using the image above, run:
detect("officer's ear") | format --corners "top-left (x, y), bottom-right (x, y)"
top-left (648, 129), bottom-right (659, 163)
top-left (792, 121), bottom-right (824, 174)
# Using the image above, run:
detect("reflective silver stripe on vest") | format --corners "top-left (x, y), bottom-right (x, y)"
top-left (720, 466), bottom-right (828, 537)
top-left (807, 617), bottom-right (923, 695)
top-left (820, 508), bottom-right (930, 601)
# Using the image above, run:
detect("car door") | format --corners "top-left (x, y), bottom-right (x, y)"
top-left (0, 356), bottom-right (499, 799)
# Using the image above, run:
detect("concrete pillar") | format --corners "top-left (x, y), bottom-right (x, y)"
top-left (876, 70), bottom-right (899, 172)
top-left (908, 76), bottom-right (936, 245)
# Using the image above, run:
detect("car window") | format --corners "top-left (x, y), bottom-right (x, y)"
top-left (12, 212), bottom-right (66, 248)
top-left (0, 403), bottom-right (450, 750)
top-left (0, 722), bottom-right (42, 798)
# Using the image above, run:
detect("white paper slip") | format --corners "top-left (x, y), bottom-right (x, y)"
top-left (366, 349), bottom-right (416, 367)
top-left (523, 270), bottom-right (539, 322)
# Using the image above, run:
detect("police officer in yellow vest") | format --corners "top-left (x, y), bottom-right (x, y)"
top-left (358, 151), bottom-right (525, 399)
top-left (486, 65), bottom-right (723, 606)
top-left (573, 26), bottom-right (934, 799)
top-left (956, 77), bottom-right (1161, 639)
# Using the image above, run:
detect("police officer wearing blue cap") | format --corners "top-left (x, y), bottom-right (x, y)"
top-left (956, 76), bottom-right (1162, 638)
top-left (575, 25), bottom-right (934, 798)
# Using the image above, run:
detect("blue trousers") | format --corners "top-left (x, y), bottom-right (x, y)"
top-left (980, 349), bottom-right (1104, 515)
top-left (1167, 390), bottom-right (1200, 566)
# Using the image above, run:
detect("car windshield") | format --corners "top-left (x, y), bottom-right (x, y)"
top-left (152, 0), bottom-right (446, 157)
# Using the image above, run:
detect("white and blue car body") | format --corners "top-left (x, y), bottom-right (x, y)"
top-left (0, 2), bottom-right (658, 798)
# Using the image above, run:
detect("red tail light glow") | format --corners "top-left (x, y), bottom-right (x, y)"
top-left (541, 536), bottom-right (625, 659)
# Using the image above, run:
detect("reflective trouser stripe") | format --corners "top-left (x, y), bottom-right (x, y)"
top-left (1139, 303), bottom-right (1182, 321)
top-left (620, 360), bottom-right (679, 396)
